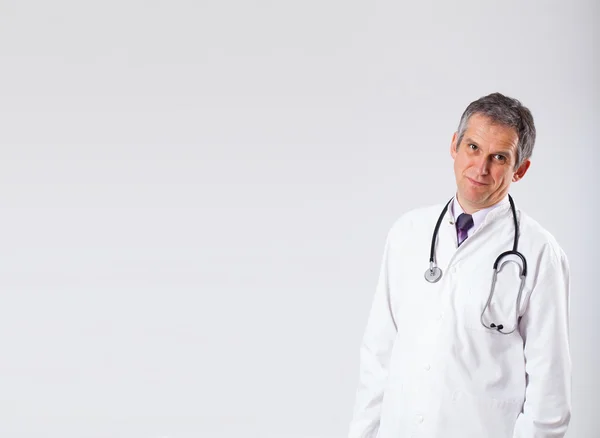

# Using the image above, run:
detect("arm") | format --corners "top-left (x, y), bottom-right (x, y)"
top-left (513, 247), bottom-right (571, 437)
top-left (348, 232), bottom-right (398, 438)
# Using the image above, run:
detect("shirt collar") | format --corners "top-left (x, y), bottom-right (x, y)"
top-left (450, 194), bottom-right (510, 232)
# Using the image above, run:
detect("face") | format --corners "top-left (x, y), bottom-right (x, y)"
top-left (450, 113), bottom-right (531, 213)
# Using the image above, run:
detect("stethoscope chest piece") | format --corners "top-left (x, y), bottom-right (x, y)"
top-left (424, 265), bottom-right (442, 283)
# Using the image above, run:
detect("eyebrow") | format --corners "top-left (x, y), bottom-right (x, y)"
top-left (464, 138), bottom-right (514, 158)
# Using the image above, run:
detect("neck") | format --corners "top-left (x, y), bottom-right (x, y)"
top-left (455, 194), bottom-right (480, 215)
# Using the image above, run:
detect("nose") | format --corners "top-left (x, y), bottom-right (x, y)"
top-left (475, 155), bottom-right (490, 176)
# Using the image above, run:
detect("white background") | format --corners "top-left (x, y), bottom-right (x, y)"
top-left (0, 0), bottom-right (598, 437)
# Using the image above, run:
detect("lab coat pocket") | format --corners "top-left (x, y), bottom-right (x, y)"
top-left (451, 390), bottom-right (523, 437)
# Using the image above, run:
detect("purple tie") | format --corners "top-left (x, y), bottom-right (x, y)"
top-left (456, 213), bottom-right (474, 246)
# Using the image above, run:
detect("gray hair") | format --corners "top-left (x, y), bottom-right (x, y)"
top-left (456, 92), bottom-right (536, 168)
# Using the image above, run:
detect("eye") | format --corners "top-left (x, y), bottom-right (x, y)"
top-left (494, 154), bottom-right (506, 162)
top-left (468, 144), bottom-right (478, 151)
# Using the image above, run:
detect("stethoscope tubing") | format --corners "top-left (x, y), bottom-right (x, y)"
top-left (426, 194), bottom-right (527, 334)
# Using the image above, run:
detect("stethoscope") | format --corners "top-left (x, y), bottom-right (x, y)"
top-left (424, 194), bottom-right (527, 334)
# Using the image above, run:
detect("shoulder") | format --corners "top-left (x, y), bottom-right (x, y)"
top-left (386, 203), bottom-right (447, 242)
top-left (518, 209), bottom-right (569, 267)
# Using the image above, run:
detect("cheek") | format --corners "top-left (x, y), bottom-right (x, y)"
top-left (455, 156), bottom-right (469, 173)
top-left (493, 170), bottom-right (512, 185)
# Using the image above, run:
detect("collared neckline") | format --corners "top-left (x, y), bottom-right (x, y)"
top-left (449, 194), bottom-right (511, 236)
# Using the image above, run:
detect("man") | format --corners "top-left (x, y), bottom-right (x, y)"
top-left (348, 93), bottom-right (571, 438)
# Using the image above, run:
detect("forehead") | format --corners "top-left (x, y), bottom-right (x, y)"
top-left (463, 114), bottom-right (519, 152)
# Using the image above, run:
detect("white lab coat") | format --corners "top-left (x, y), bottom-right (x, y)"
top-left (349, 198), bottom-right (571, 438)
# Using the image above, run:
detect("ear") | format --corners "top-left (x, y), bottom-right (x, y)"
top-left (450, 132), bottom-right (458, 159)
top-left (512, 159), bottom-right (531, 182)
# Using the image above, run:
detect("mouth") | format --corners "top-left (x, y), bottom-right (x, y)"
top-left (466, 177), bottom-right (488, 186)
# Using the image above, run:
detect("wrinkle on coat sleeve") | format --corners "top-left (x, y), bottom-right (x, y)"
top-left (512, 246), bottom-right (571, 438)
top-left (348, 230), bottom-right (398, 438)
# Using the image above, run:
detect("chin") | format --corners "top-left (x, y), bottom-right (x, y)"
top-left (462, 191), bottom-right (488, 204)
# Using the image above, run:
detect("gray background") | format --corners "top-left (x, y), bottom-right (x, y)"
top-left (0, 0), bottom-right (598, 437)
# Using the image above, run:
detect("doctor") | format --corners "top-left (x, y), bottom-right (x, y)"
top-left (348, 93), bottom-right (571, 438)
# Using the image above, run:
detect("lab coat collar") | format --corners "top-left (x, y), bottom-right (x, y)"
top-left (450, 194), bottom-right (510, 232)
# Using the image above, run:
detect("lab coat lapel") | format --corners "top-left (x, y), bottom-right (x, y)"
top-left (434, 209), bottom-right (459, 272)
